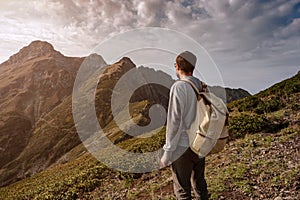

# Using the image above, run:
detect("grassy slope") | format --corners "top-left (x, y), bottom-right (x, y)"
top-left (0, 72), bottom-right (299, 199)
top-left (0, 126), bottom-right (298, 200)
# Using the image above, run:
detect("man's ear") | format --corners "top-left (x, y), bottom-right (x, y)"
top-left (177, 64), bottom-right (181, 71)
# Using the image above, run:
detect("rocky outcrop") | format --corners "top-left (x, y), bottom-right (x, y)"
top-left (0, 41), bottom-right (85, 178)
top-left (3, 41), bottom-right (61, 65)
top-left (208, 86), bottom-right (251, 103)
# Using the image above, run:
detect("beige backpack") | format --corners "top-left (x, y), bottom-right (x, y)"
top-left (180, 79), bottom-right (229, 157)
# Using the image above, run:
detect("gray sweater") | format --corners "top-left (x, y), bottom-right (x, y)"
top-left (163, 76), bottom-right (202, 155)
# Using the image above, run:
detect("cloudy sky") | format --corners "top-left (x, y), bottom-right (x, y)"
top-left (0, 0), bottom-right (299, 94)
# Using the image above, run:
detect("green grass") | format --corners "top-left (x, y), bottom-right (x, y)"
top-left (206, 129), bottom-right (299, 199)
top-left (1, 125), bottom-right (298, 199)
top-left (0, 127), bottom-right (168, 199)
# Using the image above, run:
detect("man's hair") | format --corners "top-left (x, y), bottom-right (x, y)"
top-left (176, 51), bottom-right (196, 74)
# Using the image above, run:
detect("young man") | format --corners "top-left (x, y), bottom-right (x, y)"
top-left (160, 51), bottom-right (209, 200)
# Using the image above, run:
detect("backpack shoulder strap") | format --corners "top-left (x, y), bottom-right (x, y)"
top-left (179, 79), bottom-right (228, 115)
top-left (179, 79), bottom-right (208, 102)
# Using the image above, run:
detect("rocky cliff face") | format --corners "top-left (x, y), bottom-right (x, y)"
top-left (0, 41), bottom-right (84, 122)
top-left (0, 41), bottom-right (84, 173)
top-left (208, 86), bottom-right (251, 103)
top-left (2, 41), bottom-right (60, 65)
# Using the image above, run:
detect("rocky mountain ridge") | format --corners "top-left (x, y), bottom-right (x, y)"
top-left (0, 41), bottom-right (84, 176)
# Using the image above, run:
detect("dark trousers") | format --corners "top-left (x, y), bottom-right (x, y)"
top-left (171, 147), bottom-right (209, 200)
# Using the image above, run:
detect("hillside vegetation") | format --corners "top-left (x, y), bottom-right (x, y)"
top-left (0, 72), bottom-right (299, 199)
top-left (228, 71), bottom-right (299, 139)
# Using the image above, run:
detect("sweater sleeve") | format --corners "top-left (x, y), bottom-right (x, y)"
top-left (163, 83), bottom-right (185, 153)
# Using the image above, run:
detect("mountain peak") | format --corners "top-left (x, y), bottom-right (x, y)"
top-left (116, 57), bottom-right (135, 66)
top-left (27, 40), bottom-right (55, 51)
top-left (6, 40), bottom-right (60, 64)
top-left (85, 53), bottom-right (107, 66)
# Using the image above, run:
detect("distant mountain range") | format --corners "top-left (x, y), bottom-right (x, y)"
top-left (0, 41), bottom-right (250, 187)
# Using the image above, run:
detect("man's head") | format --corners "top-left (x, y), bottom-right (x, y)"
top-left (175, 51), bottom-right (196, 77)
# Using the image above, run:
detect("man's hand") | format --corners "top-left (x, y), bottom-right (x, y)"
top-left (160, 151), bottom-right (172, 168)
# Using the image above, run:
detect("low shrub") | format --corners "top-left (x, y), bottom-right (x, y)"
top-left (229, 113), bottom-right (269, 139)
